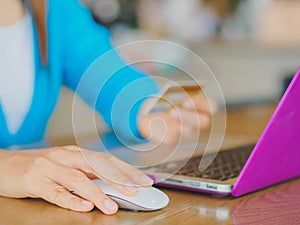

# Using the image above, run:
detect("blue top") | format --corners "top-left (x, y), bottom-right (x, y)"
top-left (0, 0), bottom-right (158, 148)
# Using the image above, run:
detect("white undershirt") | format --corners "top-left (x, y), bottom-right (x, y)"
top-left (0, 12), bottom-right (34, 135)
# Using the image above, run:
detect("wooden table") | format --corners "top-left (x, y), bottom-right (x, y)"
top-left (1, 103), bottom-right (300, 225)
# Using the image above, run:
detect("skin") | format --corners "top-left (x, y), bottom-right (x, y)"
top-left (139, 95), bottom-right (215, 145)
top-left (0, 146), bottom-right (153, 215)
top-left (0, 0), bottom-right (214, 215)
top-left (0, 0), bottom-right (24, 26)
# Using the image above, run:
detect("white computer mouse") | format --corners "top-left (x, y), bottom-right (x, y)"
top-left (93, 180), bottom-right (169, 211)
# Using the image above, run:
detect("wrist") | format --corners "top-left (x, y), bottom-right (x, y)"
top-left (0, 149), bottom-right (9, 160)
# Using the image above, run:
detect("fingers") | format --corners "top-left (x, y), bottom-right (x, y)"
top-left (82, 152), bottom-right (153, 195)
top-left (139, 113), bottom-right (182, 145)
top-left (108, 155), bottom-right (154, 187)
top-left (44, 146), bottom-right (153, 194)
top-left (38, 180), bottom-right (95, 212)
top-left (41, 159), bottom-right (118, 215)
top-left (170, 107), bottom-right (211, 130)
top-left (139, 103), bottom-right (211, 144)
top-left (183, 94), bottom-right (217, 115)
top-left (3, 147), bottom-right (154, 214)
top-left (44, 146), bottom-right (97, 178)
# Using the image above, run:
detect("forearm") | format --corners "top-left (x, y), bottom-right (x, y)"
top-left (97, 67), bottom-right (158, 142)
top-left (59, 0), bottom-right (159, 141)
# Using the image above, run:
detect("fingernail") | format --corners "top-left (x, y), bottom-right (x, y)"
top-left (81, 200), bottom-right (92, 206)
top-left (104, 199), bottom-right (118, 211)
top-left (126, 184), bottom-right (137, 192)
top-left (141, 175), bottom-right (153, 185)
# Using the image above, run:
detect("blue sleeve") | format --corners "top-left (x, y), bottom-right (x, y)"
top-left (60, 0), bottom-right (158, 142)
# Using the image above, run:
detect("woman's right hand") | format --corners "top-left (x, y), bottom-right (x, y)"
top-left (0, 145), bottom-right (153, 214)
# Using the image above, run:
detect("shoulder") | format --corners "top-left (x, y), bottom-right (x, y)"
top-left (47, 0), bottom-right (91, 16)
top-left (46, 0), bottom-right (110, 43)
top-left (48, 0), bottom-right (87, 9)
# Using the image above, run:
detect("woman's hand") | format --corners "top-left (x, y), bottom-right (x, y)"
top-left (138, 94), bottom-right (217, 145)
top-left (0, 146), bottom-right (153, 214)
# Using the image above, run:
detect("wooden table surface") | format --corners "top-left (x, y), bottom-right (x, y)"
top-left (1, 103), bottom-right (300, 225)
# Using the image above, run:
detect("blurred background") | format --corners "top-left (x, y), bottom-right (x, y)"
top-left (48, 0), bottom-right (300, 142)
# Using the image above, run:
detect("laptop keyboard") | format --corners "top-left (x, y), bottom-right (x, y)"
top-left (155, 144), bottom-right (255, 181)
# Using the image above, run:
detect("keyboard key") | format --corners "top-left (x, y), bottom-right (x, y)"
top-left (154, 144), bottom-right (255, 181)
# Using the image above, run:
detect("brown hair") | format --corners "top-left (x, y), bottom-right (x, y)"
top-left (28, 0), bottom-right (48, 66)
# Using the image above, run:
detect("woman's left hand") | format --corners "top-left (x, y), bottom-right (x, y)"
top-left (138, 94), bottom-right (217, 145)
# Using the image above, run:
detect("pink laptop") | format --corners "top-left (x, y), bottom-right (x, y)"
top-left (145, 67), bottom-right (300, 196)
